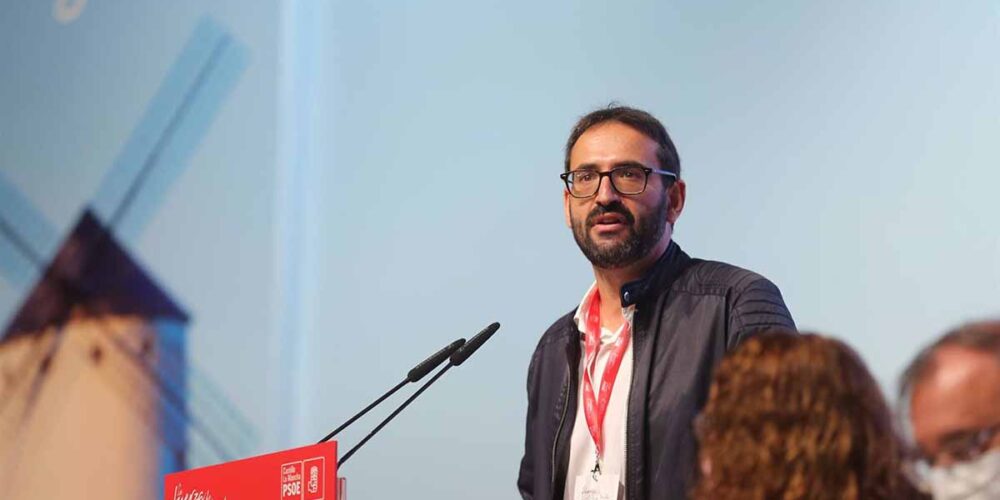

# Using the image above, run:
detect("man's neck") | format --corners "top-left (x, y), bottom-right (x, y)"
top-left (590, 239), bottom-right (671, 332)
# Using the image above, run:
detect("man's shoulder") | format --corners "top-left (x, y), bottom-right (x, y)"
top-left (534, 309), bottom-right (577, 352)
top-left (673, 258), bottom-right (779, 296)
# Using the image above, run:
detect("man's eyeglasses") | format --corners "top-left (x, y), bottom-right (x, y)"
top-left (560, 165), bottom-right (677, 199)
top-left (904, 422), bottom-right (1000, 490)
top-left (922, 423), bottom-right (1000, 467)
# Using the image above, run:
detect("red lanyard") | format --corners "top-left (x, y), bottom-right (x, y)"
top-left (581, 289), bottom-right (631, 459)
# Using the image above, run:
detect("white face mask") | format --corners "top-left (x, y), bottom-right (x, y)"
top-left (928, 449), bottom-right (1000, 500)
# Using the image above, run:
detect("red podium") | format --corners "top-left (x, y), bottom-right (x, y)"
top-left (165, 442), bottom-right (346, 500)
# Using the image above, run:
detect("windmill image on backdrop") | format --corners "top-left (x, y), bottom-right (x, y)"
top-left (0, 17), bottom-right (256, 500)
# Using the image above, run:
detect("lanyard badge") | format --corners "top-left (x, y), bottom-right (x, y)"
top-left (581, 289), bottom-right (631, 480)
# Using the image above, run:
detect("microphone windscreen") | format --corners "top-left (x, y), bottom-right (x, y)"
top-left (450, 322), bottom-right (500, 366)
top-left (407, 338), bottom-right (466, 382)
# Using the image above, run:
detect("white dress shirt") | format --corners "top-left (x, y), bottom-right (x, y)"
top-left (563, 283), bottom-right (634, 500)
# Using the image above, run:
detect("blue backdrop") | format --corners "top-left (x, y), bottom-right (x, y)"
top-left (1, 1), bottom-right (998, 498)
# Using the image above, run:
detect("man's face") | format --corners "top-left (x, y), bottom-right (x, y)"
top-left (910, 346), bottom-right (1000, 467)
top-left (563, 121), bottom-right (685, 269)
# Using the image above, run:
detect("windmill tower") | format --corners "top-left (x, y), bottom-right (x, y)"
top-left (0, 212), bottom-right (189, 499)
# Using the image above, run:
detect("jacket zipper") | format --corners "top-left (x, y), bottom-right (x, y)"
top-left (550, 369), bottom-right (571, 498)
top-left (624, 313), bottom-right (640, 500)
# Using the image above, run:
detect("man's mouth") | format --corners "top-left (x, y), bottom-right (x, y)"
top-left (590, 213), bottom-right (629, 232)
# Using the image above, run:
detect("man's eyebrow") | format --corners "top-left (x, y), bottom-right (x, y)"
top-left (938, 427), bottom-right (982, 447)
top-left (613, 160), bottom-right (647, 169)
top-left (570, 160), bottom-right (648, 171)
top-left (937, 429), bottom-right (979, 454)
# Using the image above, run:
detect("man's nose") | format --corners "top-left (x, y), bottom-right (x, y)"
top-left (934, 454), bottom-right (957, 468)
top-left (594, 175), bottom-right (621, 205)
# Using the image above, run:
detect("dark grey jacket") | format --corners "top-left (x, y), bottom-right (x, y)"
top-left (517, 241), bottom-right (795, 500)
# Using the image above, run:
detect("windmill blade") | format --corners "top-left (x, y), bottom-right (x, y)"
top-left (1, 16), bottom-right (247, 328)
top-left (90, 16), bottom-right (248, 244)
top-left (0, 170), bottom-right (59, 314)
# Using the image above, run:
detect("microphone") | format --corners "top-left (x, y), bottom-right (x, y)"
top-left (317, 337), bottom-right (466, 444)
top-left (337, 322), bottom-right (500, 467)
top-left (450, 321), bottom-right (500, 366)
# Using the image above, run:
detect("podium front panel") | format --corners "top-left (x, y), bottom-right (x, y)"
top-left (165, 441), bottom-right (338, 500)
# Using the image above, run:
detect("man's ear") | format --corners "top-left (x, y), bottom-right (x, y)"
top-left (700, 457), bottom-right (712, 477)
top-left (563, 189), bottom-right (573, 228)
top-left (667, 179), bottom-right (686, 224)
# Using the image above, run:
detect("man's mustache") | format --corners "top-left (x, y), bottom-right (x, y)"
top-left (585, 202), bottom-right (635, 227)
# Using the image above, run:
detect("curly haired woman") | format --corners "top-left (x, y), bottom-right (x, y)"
top-left (692, 330), bottom-right (925, 499)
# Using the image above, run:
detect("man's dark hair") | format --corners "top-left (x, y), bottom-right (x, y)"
top-left (898, 320), bottom-right (1000, 399)
top-left (564, 104), bottom-right (681, 177)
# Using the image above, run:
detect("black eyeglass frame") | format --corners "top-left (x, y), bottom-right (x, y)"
top-left (903, 421), bottom-right (1000, 493)
top-left (560, 165), bottom-right (678, 198)
top-left (920, 422), bottom-right (1000, 467)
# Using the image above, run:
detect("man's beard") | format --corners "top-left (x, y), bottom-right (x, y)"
top-left (571, 193), bottom-right (670, 269)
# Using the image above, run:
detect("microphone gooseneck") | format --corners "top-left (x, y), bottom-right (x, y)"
top-left (317, 337), bottom-right (466, 444)
top-left (337, 321), bottom-right (500, 467)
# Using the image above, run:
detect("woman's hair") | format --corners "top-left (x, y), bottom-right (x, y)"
top-left (692, 330), bottom-right (921, 500)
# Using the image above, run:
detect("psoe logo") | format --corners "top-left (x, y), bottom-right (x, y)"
top-left (303, 457), bottom-right (325, 500)
top-left (309, 466), bottom-right (319, 493)
top-left (280, 461), bottom-right (303, 499)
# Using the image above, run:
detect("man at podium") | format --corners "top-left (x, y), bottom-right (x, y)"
top-left (517, 105), bottom-right (795, 500)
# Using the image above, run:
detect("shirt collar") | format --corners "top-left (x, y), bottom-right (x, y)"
top-left (573, 282), bottom-right (634, 343)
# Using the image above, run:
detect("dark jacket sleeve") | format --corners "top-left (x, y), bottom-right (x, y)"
top-left (727, 276), bottom-right (795, 349)
top-left (517, 348), bottom-right (540, 499)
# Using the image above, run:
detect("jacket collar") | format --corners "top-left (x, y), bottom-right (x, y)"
top-left (619, 240), bottom-right (690, 307)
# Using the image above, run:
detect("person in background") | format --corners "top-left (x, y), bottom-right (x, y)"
top-left (899, 320), bottom-right (1000, 500)
top-left (693, 330), bottom-right (925, 499)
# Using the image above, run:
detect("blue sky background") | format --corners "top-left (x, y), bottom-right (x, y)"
top-left (2, 1), bottom-right (998, 498)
